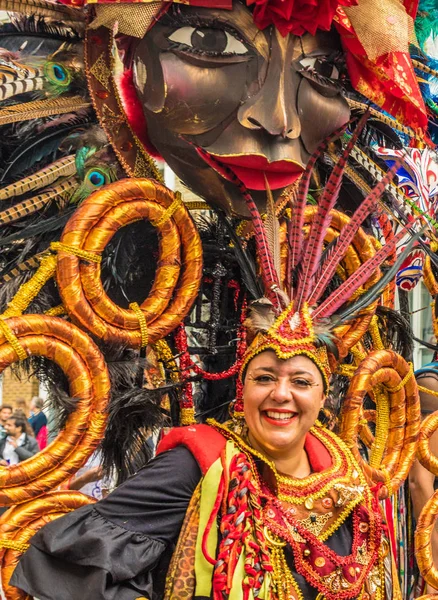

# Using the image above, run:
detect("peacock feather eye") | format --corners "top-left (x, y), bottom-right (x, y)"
top-left (44, 62), bottom-right (71, 87)
top-left (87, 169), bottom-right (107, 187)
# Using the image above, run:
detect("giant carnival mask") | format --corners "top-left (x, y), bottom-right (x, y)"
top-left (131, 2), bottom-right (350, 215)
top-left (77, 0), bottom-right (427, 217)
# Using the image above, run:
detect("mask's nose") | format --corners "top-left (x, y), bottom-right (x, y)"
top-left (238, 30), bottom-right (301, 139)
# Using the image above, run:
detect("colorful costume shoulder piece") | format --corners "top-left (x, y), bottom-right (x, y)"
top-left (157, 423), bottom-right (226, 474)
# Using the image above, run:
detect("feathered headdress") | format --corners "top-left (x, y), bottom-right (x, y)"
top-left (235, 114), bottom-right (420, 408)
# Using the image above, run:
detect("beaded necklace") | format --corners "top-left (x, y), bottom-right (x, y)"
top-left (209, 420), bottom-right (384, 600)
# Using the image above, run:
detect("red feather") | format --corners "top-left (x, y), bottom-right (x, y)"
top-left (194, 145), bottom-right (281, 307)
top-left (295, 113), bottom-right (369, 309)
top-left (308, 160), bottom-right (401, 305)
top-left (288, 119), bottom-right (350, 293)
top-left (313, 225), bottom-right (411, 319)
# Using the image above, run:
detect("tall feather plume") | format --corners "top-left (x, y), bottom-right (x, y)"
top-left (193, 144), bottom-right (282, 308)
top-left (295, 112), bottom-right (369, 310)
top-left (264, 174), bottom-right (281, 283)
top-left (313, 222), bottom-right (417, 319)
top-left (332, 229), bottom-right (424, 323)
top-left (308, 159), bottom-right (401, 305)
top-left (288, 119), bottom-right (351, 288)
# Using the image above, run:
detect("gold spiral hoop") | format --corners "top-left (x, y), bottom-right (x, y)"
top-left (303, 207), bottom-right (380, 357)
top-left (56, 178), bottom-right (202, 347)
top-left (417, 411), bottom-right (438, 476)
top-left (0, 491), bottom-right (96, 600)
top-left (415, 488), bottom-right (438, 592)
top-left (358, 408), bottom-right (376, 449)
top-left (339, 350), bottom-right (420, 499)
top-left (0, 315), bottom-right (110, 505)
top-left (423, 254), bottom-right (438, 297)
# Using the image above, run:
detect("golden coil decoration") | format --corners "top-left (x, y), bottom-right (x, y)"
top-left (303, 207), bottom-right (379, 357)
top-left (415, 488), bottom-right (438, 593)
top-left (0, 491), bottom-right (96, 600)
top-left (1, 253), bottom-right (57, 318)
top-left (423, 254), bottom-right (438, 297)
top-left (417, 409), bottom-right (438, 476)
top-left (339, 349), bottom-right (420, 499)
top-left (55, 178), bottom-right (202, 348)
top-left (0, 315), bottom-right (110, 505)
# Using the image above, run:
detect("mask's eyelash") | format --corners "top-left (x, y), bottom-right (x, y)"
top-left (299, 66), bottom-right (344, 91)
top-left (167, 41), bottom-right (239, 58)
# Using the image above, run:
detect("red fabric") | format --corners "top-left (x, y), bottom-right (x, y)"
top-left (118, 69), bottom-right (163, 159)
top-left (36, 425), bottom-right (48, 450)
top-left (157, 424), bottom-right (332, 476)
top-left (247, 0), bottom-right (356, 37)
top-left (156, 424), bottom-right (227, 474)
top-left (304, 431), bottom-right (332, 472)
top-left (334, 8), bottom-right (428, 132)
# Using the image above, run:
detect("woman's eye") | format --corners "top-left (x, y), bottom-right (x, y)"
top-left (293, 379), bottom-right (312, 388)
top-left (168, 26), bottom-right (249, 56)
top-left (298, 56), bottom-right (339, 80)
top-left (254, 375), bottom-right (274, 383)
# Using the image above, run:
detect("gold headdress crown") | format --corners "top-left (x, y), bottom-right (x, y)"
top-left (240, 302), bottom-right (332, 394)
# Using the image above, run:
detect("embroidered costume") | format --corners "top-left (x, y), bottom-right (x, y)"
top-left (12, 422), bottom-right (388, 600)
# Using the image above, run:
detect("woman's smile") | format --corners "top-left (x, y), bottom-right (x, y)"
top-left (242, 351), bottom-right (326, 471)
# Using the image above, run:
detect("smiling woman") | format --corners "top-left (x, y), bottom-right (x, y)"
top-left (11, 301), bottom-right (396, 600)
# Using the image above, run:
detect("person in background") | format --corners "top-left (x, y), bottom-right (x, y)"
top-left (14, 398), bottom-right (28, 417)
top-left (28, 397), bottom-right (48, 450)
top-left (13, 410), bottom-right (36, 439)
top-left (0, 416), bottom-right (39, 466)
top-left (0, 405), bottom-right (13, 441)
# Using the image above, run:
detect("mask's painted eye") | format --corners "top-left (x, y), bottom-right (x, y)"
top-left (169, 26), bottom-right (248, 55)
top-left (299, 56), bottom-right (339, 80)
top-left (87, 169), bottom-right (106, 187)
top-left (44, 62), bottom-right (71, 87)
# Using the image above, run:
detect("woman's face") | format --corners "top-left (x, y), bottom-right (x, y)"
top-left (133, 1), bottom-right (350, 216)
top-left (243, 351), bottom-right (325, 461)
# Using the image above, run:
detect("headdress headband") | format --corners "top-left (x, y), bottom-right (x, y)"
top-left (240, 303), bottom-right (332, 393)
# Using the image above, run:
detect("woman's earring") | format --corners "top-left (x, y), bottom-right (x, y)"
top-left (229, 399), bottom-right (245, 435)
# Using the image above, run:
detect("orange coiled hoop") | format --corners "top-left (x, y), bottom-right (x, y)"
top-left (56, 178), bottom-right (202, 347)
top-left (0, 315), bottom-right (110, 505)
top-left (417, 411), bottom-right (438, 476)
top-left (415, 487), bottom-right (438, 595)
top-left (303, 207), bottom-right (379, 357)
top-left (0, 491), bottom-right (96, 600)
top-left (339, 349), bottom-right (420, 499)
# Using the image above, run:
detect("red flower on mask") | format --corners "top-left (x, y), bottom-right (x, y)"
top-left (247, 0), bottom-right (357, 36)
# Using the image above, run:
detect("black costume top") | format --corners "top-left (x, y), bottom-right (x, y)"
top-left (12, 431), bottom-right (369, 600)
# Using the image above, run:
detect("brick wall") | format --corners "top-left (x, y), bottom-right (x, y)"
top-left (1, 367), bottom-right (39, 412)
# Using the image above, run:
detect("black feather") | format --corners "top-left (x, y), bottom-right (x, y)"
top-left (100, 387), bottom-right (169, 485)
top-left (0, 208), bottom-right (74, 245)
top-left (375, 305), bottom-right (413, 361)
top-left (1, 112), bottom-right (94, 183)
top-left (219, 214), bottom-right (262, 299)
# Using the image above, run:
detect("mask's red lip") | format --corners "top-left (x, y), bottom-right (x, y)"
top-left (196, 149), bottom-right (304, 191)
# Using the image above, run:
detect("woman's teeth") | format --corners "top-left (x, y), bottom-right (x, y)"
top-left (265, 411), bottom-right (295, 420)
